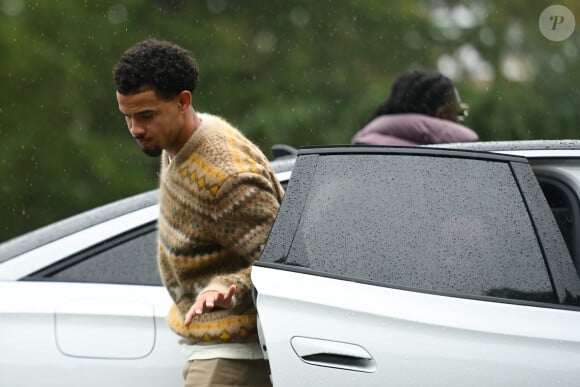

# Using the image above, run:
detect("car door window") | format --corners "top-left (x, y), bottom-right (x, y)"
top-left (27, 224), bottom-right (161, 286)
top-left (539, 178), bottom-right (580, 279)
top-left (280, 154), bottom-right (557, 304)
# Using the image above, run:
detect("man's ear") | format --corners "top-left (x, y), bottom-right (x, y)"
top-left (178, 90), bottom-right (192, 110)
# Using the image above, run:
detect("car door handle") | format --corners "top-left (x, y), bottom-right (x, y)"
top-left (290, 336), bottom-right (376, 373)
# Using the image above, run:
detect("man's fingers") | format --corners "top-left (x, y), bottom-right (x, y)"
top-left (184, 300), bottom-right (204, 325)
top-left (226, 284), bottom-right (237, 297)
top-left (184, 287), bottom-right (238, 325)
top-left (184, 309), bottom-right (194, 326)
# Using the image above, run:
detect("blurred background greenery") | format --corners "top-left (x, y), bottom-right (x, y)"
top-left (1, 0), bottom-right (579, 242)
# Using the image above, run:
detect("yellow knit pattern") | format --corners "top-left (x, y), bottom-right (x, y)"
top-left (157, 113), bottom-right (284, 344)
top-left (167, 304), bottom-right (257, 344)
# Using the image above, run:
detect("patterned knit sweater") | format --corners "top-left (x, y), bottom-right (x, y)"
top-left (157, 113), bottom-right (284, 345)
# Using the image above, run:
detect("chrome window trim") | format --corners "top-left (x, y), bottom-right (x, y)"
top-left (496, 150), bottom-right (580, 158)
top-left (276, 170), bottom-right (292, 182)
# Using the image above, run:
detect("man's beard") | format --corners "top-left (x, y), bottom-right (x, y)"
top-left (142, 146), bottom-right (162, 157)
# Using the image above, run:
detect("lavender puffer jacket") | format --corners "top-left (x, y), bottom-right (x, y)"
top-left (352, 113), bottom-right (478, 146)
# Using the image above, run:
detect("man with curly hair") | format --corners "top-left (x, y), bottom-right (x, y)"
top-left (113, 39), bottom-right (283, 387)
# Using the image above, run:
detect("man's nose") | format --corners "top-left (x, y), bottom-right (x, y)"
top-left (128, 119), bottom-right (145, 137)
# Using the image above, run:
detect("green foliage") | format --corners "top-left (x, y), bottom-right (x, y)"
top-left (1, 0), bottom-right (579, 241)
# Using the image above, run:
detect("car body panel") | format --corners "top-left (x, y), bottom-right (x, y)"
top-left (0, 281), bottom-right (184, 387)
top-left (253, 267), bottom-right (580, 387)
top-left (55, 298), bottom-right (155, 359)
top-left (0, 198), bottom-right (177, 387)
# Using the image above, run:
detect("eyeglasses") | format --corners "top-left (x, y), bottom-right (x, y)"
top-left (457, 103), bottom-right (469, 121)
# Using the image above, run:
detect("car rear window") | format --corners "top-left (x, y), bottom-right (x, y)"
top-left (278, 154), bottom-right (556, 303)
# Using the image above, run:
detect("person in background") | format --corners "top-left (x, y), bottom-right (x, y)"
top-left (113, 39), bottom-right (283, 387)
top-left (352, 70), bottom-right (478, 146)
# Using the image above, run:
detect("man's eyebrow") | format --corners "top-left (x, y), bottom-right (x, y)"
top-left (122, 108), bottom-right (156, 117)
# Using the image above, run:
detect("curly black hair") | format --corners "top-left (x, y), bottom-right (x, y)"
top-left (113, 39), bottom-right (199, 100)
top-left (372, 70), bottom-right (457, 119)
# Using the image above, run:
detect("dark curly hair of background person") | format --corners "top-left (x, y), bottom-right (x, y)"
top-left (372, 70), bottom-right (455, 118)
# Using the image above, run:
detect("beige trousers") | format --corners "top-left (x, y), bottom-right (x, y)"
top-left (182, 358), bottom-right (272, 387)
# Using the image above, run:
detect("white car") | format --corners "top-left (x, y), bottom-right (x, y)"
top-left (0, 165), bottom-right (291, 387)
top-left (253, 140), bottom-right (580, 387)
top-left (0, 190), bottom-right (184, 387)
top-left (1, 140), bottom-right (579, 386)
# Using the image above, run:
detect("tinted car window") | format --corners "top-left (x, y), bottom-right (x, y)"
top-left (284, 154), bottom-right (556, 304)
top-left (32, 227), bottom-right (161, 286)
top-left (539, 179), bottom-right (580, 280)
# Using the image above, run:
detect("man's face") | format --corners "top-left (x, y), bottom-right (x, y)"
top-left (116, 89), bottom-right (182, 157)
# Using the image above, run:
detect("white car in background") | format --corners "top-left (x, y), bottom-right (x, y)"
top-left (0, 190), bottom-right (183, 387)
top-left (0, 162), bottom-right (291, 387)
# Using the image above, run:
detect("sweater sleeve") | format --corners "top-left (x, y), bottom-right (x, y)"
top-left (200, 171), bottom-right (282, 299)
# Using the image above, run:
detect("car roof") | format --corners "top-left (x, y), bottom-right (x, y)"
top-left (427, 139), bottom-right (580, 152)
top-left (280, 140), bottom-right (580, 166)
top-left (298, 144), bottom-right (528, 163)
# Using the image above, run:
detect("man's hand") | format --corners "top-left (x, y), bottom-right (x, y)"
top-left (184, 284), bottom-right (237, 326)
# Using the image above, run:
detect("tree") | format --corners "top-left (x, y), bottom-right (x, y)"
top-left (1, 0), bottom-right (579, 242)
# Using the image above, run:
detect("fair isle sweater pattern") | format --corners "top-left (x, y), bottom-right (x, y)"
top-left (157, 113), bottom-right (284, 344)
